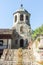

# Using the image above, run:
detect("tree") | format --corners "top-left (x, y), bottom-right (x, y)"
top-left (32, 24), bottom-right (43, 39)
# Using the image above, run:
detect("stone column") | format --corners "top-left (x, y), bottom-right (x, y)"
top-left (8, 39), bottom-right (11, 49)
top-left (7, 39), bottom-right (8, 48)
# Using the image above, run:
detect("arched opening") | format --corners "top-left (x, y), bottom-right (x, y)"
top-left (20, 39), bottom-right (24, 47)
top-left (26, 15), bottom-right (28, 20)
top-left (20, 14), bottom-right (23, 21)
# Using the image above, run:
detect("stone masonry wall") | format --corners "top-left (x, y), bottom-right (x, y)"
top-left (0, 48), bottom-right (36, 65)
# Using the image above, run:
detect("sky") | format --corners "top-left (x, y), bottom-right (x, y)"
top-left (0, 0), bottom-right (43, 30)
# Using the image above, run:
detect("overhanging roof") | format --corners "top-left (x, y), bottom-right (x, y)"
top-left (0, 29), bottom-right (13, 34)
top-left (0, 29), bottom-right (13, 39)
top-left (0, 34), bottom-right (12, 39)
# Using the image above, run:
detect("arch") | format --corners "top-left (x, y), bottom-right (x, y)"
top-left (20, 14), bottom-right (23, 21)
top-left (26, 15), bottom-right (28, 20)
top-left (20, 39), bottom-right (24, 47)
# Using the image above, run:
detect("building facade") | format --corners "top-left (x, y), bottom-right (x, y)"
top-left (0, 5), bottom-right (32, 55)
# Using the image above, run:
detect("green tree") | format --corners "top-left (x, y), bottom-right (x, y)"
top-left (32, 24), bottom-right (43, 39)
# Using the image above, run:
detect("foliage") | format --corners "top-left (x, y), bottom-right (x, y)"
top-left (32, 24), bottom-right (43, 39)
top-left (37, 38), bottom-right (40, 42)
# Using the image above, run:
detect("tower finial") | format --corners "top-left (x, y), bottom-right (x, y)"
top-left (21, 4), bottom-right (23, 7)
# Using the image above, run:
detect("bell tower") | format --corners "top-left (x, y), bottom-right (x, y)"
top-left (12, 4), bottom-right (32, 48)
top-left (13, 4), bottom-right (31, 27)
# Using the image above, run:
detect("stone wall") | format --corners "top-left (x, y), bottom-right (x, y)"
top-left (0, 48), bottom-right (36, 65)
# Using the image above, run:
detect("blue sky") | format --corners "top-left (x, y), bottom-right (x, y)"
top-left (0, 0), bottom-right (43, 30)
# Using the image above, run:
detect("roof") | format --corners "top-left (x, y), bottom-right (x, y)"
top-left (0, 29), bottom-right (19, 39)
top-left (13, 4), bottom-right (30, 15)
top-left (0, 29), bottom-right (13, 34)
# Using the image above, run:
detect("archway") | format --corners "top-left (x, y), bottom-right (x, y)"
top-left (20, 39), bottom-right (24, 47)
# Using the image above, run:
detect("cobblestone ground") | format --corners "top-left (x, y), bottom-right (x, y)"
top-left (0, 48), bottom-right (36, 65)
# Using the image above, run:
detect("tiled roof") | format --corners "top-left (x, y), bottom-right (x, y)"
top-left (0, 29), bottom-right (13, 34)
top-left (13, 5), bottom-right (30, 15)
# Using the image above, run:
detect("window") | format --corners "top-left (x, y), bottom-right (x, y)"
top-left (26, 15), bottom-right (28, 20)
top-left (0, 40), bottom-right (3, 46)
top-left (20, 14), bottom-right (23, 21)
top-left (15, 15), bottom-right (17, 22)
top-left (20, 39), bottom-right (24, 47)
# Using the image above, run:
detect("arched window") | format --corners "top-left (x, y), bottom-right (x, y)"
top-left (26, 15), bottom-right (28, 20)
top-left (20, 39), bottom-right (24, 47)
top-left (15, 15), bottom-right (17, 22)
top-left (20, 14), bottom-right (23, 21)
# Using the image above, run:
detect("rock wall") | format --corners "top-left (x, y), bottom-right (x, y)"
top-left (0, 48), bottom-right (35, 65)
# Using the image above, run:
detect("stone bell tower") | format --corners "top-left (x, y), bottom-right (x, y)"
top-left (12, 4), bottom-right (32, 48)
top-left (1, 5), bottom-right (35, 65)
